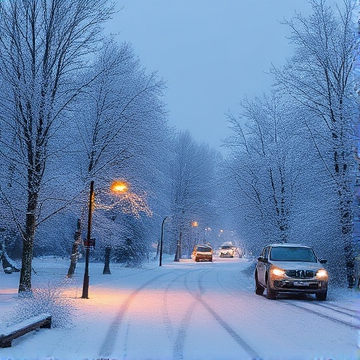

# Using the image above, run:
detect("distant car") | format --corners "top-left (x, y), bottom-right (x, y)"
top-left (192, 244), bottom-right (213, 262)
top-left (255, 243), bottom-right (328, 301)
top-left (219, 242), bottom-right (236, 258)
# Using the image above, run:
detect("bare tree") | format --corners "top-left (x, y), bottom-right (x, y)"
top-left (170, 131), bottom-right (219, 260)
top-left (272, 0), bottom-right (359, 287)
top-left (0, 0), bottom-right (115, 293)
top-left (74, 39), bottom-right (166, 182)
top-left (224, 93), bottom-right (304, 252)
top-left (66, 39), bottom-right (167, 276)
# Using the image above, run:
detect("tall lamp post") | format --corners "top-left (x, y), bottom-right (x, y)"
top-left (159, 216), bottom-right (170, 266)
top-left (81, 180), bottom-right (95, 299)
top-left (81, 179), bottom-right (128, 299)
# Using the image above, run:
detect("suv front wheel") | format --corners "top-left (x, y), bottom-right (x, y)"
top-left (316, 291), bottom-right (327, 301)
top-left (255, 272), bottom-right (264, 295)
top-left (266, 275), bottom-right (277, 300)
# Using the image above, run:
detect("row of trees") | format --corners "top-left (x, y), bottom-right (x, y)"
top-left (0, 0), bottom-right (221, 294)
top-left (222, 0), bottom-right (359, 286)
top-left (0, 0), bottom-right (358, 293)
top-left (0, 0), bottom-right (122, 293)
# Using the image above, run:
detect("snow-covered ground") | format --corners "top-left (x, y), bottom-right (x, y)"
top-left (0, 255), bottom-right (359, 360)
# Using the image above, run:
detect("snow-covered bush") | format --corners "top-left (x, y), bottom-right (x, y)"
top-left (6, 280), bottom-right (76, 328)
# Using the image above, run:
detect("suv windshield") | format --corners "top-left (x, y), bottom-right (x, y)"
top-left (270, 247), bottom-right (317, 262)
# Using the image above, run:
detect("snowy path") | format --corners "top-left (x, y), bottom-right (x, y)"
top-left (0, 257), bottom-right (359, 360)
top-left (93, 258), bottom-right (359, 359)
top-left (96, 261), bottom-right (261, 359)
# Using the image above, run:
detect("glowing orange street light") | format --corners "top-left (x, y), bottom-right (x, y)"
top-left (191, 221), bottom-right (198, 227)
top-left (110, 180), bottom-right (129, 194)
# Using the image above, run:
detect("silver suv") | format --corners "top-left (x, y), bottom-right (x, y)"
top-left (255, 243), bottom-right (328, 301)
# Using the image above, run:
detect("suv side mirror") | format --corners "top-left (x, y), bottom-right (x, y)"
top-left (319, 259), bottom-right (327, 264)
top-left (258, 256), bottom-right (268, 263)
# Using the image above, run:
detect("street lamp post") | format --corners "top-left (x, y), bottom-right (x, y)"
top-left (159, 216), bottom-right (169, 266)
top-left (81, 179), bottom-right (128, 299)
top-left (81, 180), bottom-right (95, 299)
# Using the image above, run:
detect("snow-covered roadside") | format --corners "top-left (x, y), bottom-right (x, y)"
top-left (0, 256), bottom-right (164, 359)
top-left (0, 256), bottom-right (359, 360)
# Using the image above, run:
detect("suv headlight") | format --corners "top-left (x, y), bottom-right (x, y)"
top-left (316, 269), bottom-right (328, 280)
top-left (271, 267), bottom-right (285, 277)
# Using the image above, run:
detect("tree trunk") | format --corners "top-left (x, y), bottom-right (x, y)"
top-left (174, 230), bottom-right (182, 262)
top-left (67, 219), bottom-right (82, 278)
top-left (103, 246), bottom-right (111, 274)
top-left (335, 148), bottom-right (355, 288)
top-left (155, 240), bottom-right (160, 260)
top-left (339, 189), bottom-right (355, 288)
top-left (18, 210), bottom-right (36, 293)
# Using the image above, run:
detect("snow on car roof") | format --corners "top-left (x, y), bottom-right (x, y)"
top-left (268, 243), bottom-right (311, 248)
top-left (221, 241), bottom-right (234, 246)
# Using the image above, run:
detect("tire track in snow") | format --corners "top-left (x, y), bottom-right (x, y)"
top-left (98, 271), bottom-right (173, 357)
top-left (172, 297), bottom-right (197, 360)
top-left (281, 300), bottom-right (360, 329)
top-left (161, 270), bottom-right (197, 344)
top-left (313, 302), bottom-right (359, 317)
top-left (215, 263), bottom-right (242, 296)
top-left (191, 268), bottom-right (261, 360)
top-left (170, 270), bottom-right (203, 360)
top-left (314, 301), bottom-right (359, 315)
top-left (160, 268), bottom-right (203, 360)
top-left (100, 262), bottom-right (261, 359)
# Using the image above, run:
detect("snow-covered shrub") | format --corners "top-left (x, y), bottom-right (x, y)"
top-left (6, 280), bottom-right (76, 328)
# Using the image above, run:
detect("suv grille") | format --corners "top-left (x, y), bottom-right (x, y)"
top-left (285, 270), bottom-right (315, 278)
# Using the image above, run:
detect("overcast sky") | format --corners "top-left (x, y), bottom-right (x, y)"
top-left (106, 0), bottom-right (312, 152)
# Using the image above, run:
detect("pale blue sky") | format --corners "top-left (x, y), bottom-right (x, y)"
top-left (106, 0), bottom-right (312, 151)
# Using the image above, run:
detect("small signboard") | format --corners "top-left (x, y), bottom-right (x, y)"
top-left (83, 238), bottom-right (95, 249)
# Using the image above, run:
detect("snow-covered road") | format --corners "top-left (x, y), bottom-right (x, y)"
top-left (0, 256), bottom-right (359, 360)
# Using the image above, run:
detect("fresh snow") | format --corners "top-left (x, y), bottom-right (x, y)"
top-left (0, 313), bottom-right (51, 337)
top-left (0, 256), bottom-right (359, 360)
